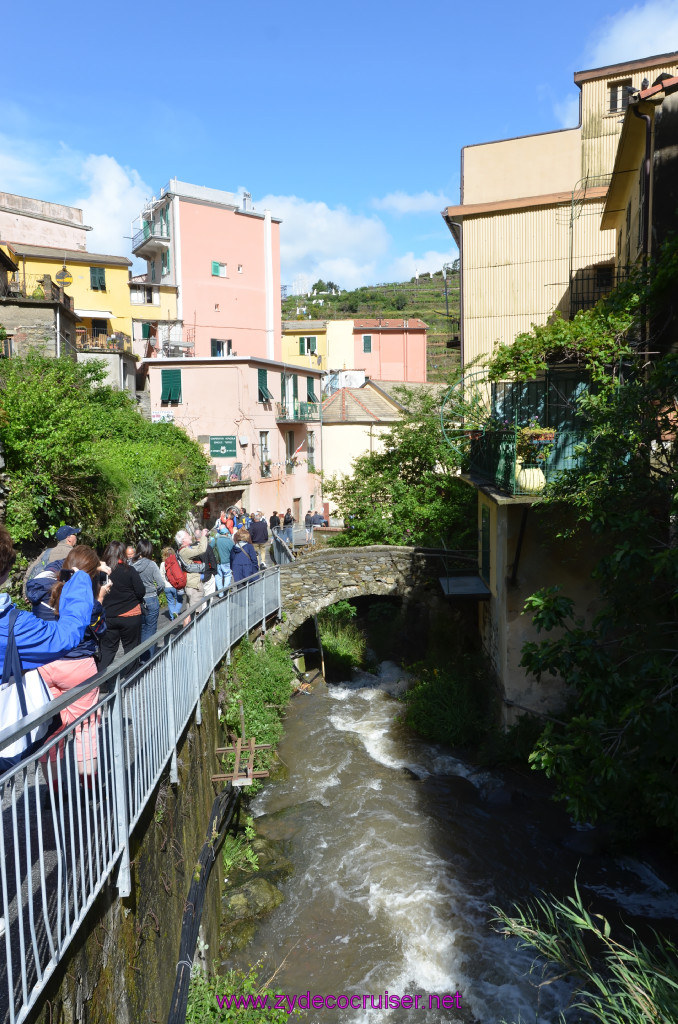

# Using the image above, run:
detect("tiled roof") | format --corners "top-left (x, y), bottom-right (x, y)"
top-left (353, 318), bottom-right (428, 330)
top-left (322, 387), bottom-right (403, 424)
top-left (368, 379), bottom-right (447, 406)
top-left (8, 242), bottom-right (132, 266)
top-left (638, 73), bottom-right (678, 99)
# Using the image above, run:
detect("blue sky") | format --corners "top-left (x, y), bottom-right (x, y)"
top-left (3, 0), bottom-right (678, 291)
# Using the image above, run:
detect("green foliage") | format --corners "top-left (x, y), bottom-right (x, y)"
top-left (496, 883), bottom-right (678, 1024)
top-left (393, 291), bottom-right (407, 310)
top-left (318, 602), bottom-right (366, 680)
top-left (221, 638), bottom-right (294, 791)
top-left (325, 379), bottom-right (475, 548)
top-left (187, 962), bottom-right (300, 1022)
top-left (400, 655), bottom-right (492, 748)
top-left (478, 713), bottom-right (544, 768)
top-left (222, 816), bottom-right (259, 875)
top-left (0, 352), bottom-right (209, 546)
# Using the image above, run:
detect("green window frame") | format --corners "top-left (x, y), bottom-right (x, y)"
top-left (141, 323), bottom-right (151, 340)
top-left (258, 368), bottom-right (273, 402)
top-left (292, 374), bottom-right (298, 401)
top-left (299, 336), bottom-right (317, 354)
top-left (90, 266), bottom-right (106, 291)
top-left (362, 334), bottom-right (372, 353)
top-left (162, 249), bottom-right (170, 276)
top-left (160, 368), bottom-right (182, 404)
top-left (307, 377), bottom-right (318, 403)
top-left (211, 261), bottom-right (226, 277)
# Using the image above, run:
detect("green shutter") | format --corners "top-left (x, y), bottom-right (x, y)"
top-left (258, 368), bottom-right (273, 401)
top-left (166, 247), bottom-right (170, 274)
top-left (310, 337), bottom-right (316, 353)
top-left (211, 260), bottom-right (220, 276)
top-left (307, 377), bottom-right (318, 403)
top-left (90, 266), bottom-right (105, 290)
top-left (90, 267), bottom-right (97, 289)
top-left (299, 338), bottom-right (305, 355)
top-left (142, 323), bottom-right (150, 340)
top-left (150, 260), bottom-right (156, 282)
top-left (363, 334), bottom-right (372, 353)
top-left (292, 374), bottom-right (298, 400)
top-left (161, 368), bottom-right (182, 403)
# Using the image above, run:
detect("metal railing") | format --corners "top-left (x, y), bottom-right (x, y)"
top-left (468, 428), bottom-right (586, 495)
top-left (0, 276), bottom-right (74, 312)
top-left (275, 401), bottom-right (321, 422)
top-left (132, 224), bottom-right (171, 252)
top-left (75, 330), bottom-right (132, 354)
top-left (271, 532), bottom-right (295, 565)
top-left (0, 568), bottom-right (281, 1024)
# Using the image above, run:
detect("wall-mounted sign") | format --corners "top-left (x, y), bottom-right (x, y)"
top-left (152, 410), bottom-right (175, 423)
top-left (55, 267), bottom-right (72, 288)
top-left (210, 435), bottom-right (237, 457)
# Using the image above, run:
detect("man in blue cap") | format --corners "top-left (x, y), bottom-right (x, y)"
top-left (23, 525), bottom-right (81, 601)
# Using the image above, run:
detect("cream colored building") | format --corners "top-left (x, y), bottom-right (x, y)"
top-left (443, 51), bottom-right (678, 367)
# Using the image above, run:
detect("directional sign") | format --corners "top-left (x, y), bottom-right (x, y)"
top-left (210, 435), bottom-right (237, 457)
top-left (55, 267), bottom-right (72, 288)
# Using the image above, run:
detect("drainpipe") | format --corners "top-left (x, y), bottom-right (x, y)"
top-left (632, 104), bottom-right (652, 360)
top-left (56, 305), bottom-right (61, 358)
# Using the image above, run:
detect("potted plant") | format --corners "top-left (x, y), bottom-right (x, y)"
top-left (516, 419), bottom-right (556, 464)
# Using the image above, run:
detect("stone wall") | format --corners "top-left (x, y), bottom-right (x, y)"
top-left (278, 546), bottom-right (446, 637)
top-left (33, 679), bottom-right (225, 1024)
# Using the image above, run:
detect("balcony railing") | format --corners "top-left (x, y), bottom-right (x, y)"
top-left (1, 274), bottom-right (74, 312)
top-left (76, 329), bottom-right (132, 353)
top-left (468, 427), bottom-right (587, 496)
top-left (276, 401), bottom-right (321, 422)
top-left (132, 223), bottom-right (171, 253)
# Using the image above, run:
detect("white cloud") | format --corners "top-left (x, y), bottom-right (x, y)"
top-left (386, 249), bottom-right (458, 282)
top-left (75, 154), bottom-right (149, 256)
top-left (256, 194), bottom-right (391, 290)
top-left (372, 190), bottom-right (452, 215)
top-left (0, 134), bottom-right (149, 259)
top-left (586, 0), bottom-right (678, 67)
top-left (553, 95), bottom-right (580, 129)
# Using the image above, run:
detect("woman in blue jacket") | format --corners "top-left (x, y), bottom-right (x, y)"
top-left (230, 529), bottom-right (260, 583)
top-left (0, 526), bottom-right (93, 675)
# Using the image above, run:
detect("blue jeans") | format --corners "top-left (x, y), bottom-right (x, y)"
top-left (283, 526), bottom-right (294, 547)
top-left (216, 563), bottom-right (233, 590)
top-left (164, 586), bottom-right (183, 620)
top-left (140, 595), bottom-right (160, 661)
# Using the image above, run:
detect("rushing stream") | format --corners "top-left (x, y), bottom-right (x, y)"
top-left (230, 664), bottom-right (678, 1023)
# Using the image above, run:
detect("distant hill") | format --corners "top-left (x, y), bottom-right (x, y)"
top-left (282, 270), bottom-right (460, 381)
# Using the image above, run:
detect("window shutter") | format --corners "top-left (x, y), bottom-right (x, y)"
top-left (299, 338), bottom-right (305, 355)
top-left (292, 374), bottom-right (298, 400)
top-left (363, 334), bottom-right (372, 353)
top-left (90, 267), bottom-right (97, 289)
top-left (258, 368), bottom-right (273, 401)
top-left (310, 337), bottom-right (316, 353)
top-left (161, 368), bottom-right (181, 403)
top-left (211, 261), bottom-right (220, 276)
top-left (142, 323), bottom-right (150, 340)
top-left (307, 377), bottom-right (318, 403)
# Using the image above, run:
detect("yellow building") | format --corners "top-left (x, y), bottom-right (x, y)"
top-left (8, 242), bottom-right (133, 348)
top-left (281, 319), bottom-right (327, 371)
top-left (443, 51), bottom-right (678, 367)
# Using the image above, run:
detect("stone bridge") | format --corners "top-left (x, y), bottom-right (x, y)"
top-left (278, 545), bottom-right (472, 636)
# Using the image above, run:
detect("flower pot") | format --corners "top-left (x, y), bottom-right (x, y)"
top-left (515, 459), bottom-right (546, 495)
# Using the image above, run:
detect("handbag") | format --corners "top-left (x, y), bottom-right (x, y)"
top-left (0, 608), bottom-right (58, 774)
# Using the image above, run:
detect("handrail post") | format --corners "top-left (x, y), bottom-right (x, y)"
top-left (207, 594), bottom-right (217, 691)
top-left (191, 615), bottom-right (202, 726)
top-left (245, 579), bottom-right (249, 633)
top-left (164, 634), bottom-right (179, 784)
top-left (225, 588), bottom-right (232, 664)
top-left (277, 565), bottom-right (282, 619)
top-left (112, 672), bottom-right (132, 896)
top-left (262, 572), bottom-right (267, 633)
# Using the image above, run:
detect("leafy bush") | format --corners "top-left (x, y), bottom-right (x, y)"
top-left (221, 638), bottom-right (294, 790)
top-left (318, 603), bottom-right (366, 680)
top-left (0, 352), bottom-right (208, 546)
top-left (187, 962), bottom-right (300, 1022)
top-left (400, 655), bottom-right (492, 748)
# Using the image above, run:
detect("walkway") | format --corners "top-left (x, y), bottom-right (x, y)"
top-left (0, 570), bottom-right (281, 1024)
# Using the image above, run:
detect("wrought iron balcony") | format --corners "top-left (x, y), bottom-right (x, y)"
top-left (467, 427), bottom-right (586, 496)
top-left (276, 400), bottom-right (320, 422)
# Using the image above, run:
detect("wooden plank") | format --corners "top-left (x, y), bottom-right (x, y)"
top-left (246, 736), bottom-right (256, 779)
top-left (231, 736), bottom-right (242, 780)
top-left (211, 771), bottom-right (270, 782)
top-left (215, 743), bottom-right (271, 753)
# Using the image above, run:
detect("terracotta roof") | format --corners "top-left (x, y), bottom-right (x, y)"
top-left (638, 73), bottom-right (678, 100)
top-left (8, 242), bottom-right (132, 267)
top-left (368, 380), bottom-right (447, 405)
top-left (322, 386), bottom-right (403, 424)
top-left (352, 318), bottom-right (428, 330)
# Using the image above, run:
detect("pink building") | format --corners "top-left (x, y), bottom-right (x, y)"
top-left (144, 356), bottom-right (323, 523)
top-left (132, 180), bottom-right (281, 361)
top-left (351, 318), bottom-right (428, 382)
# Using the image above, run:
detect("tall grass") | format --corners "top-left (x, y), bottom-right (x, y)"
top-left (495, 883), bottom-right (678, 1023)
top-left (318, 601), bottom-right (366, 680)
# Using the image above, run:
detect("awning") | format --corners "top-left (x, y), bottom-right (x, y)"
top-left (74, 308), bottom-right (113, 319)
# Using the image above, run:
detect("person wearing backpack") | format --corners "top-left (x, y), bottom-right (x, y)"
top-left (211, 526), bottom-right (234, 590)
top-left (161, 546), bottom-right (186, 619)
top-left (175, 529), bottom-right (207, 614)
